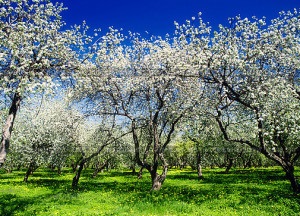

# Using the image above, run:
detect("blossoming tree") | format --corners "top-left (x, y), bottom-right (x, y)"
top-left (9, 98), bottom-right (81, 182)
top-left (0, 0), bottom-right (90, 165)
top-left (187, 12), bottom-right (300, 193)
top-left (73, 27), bottom-right (206, 190)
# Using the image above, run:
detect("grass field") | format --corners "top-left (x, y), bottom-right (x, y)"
top-left (0, 167), bottom-right (299, 215)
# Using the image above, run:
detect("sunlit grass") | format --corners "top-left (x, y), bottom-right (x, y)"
top-left (0, 167), bottom-right (299, 215)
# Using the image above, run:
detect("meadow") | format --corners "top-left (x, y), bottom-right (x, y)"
top-left (0, 167), bottom-right (299, 216)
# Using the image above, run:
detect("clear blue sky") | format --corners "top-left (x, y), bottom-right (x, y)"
top-left (57, 0), bottom-right (300, 35)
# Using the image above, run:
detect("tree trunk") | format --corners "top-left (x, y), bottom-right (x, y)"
top-left (137, 167), bottom-right (143, 179)
top-left (72, 160), bottom-right (85, 188)
top-left (49, 164), bottom-right (55, 171)
top-left (225, 158), bottom-right (233, 173)
top-left (24, 161), bottom-right (37, 182)
top-left (150, 165), bottom-right (167, 191)
top-left (130, 164), bottom-right (136, 175)
top-left (196, 151), bottom-right (204, 180)
top-left (283, 164), bottom-right (299, 193)
top-left (197, 164), bottom-right (203, 180)
top-left (71, 157), bottom-right (83, 173)
top-left (0, 93), bottom-right (21, 166)
top-left (57, 166), bottom-right (62, 175)
top-left (243, 157), bottom-right (252, 169)
top-left (151, 172), bottom-right (166, 191)
top-left (92, 161), bottom-right (108, 178)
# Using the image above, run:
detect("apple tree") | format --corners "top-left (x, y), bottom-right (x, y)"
top-left (0, 0), bottom-right (90, 165)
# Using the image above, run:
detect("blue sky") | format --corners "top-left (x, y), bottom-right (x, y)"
top-left (57, 0), bottom-right (300, 35)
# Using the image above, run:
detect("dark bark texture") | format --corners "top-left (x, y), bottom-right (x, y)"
top-left (0, 93), bottom-right (21, 167)
top-left (72, 160), bottom-right (85, 188)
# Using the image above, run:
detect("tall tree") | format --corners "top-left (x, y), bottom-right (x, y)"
top-left (73, 29), bottom-right (202, 190)
top-left (188, 12), bottom-right (300, 193)
top-left (0, 0), bottom-right (89, 166)
top-left (7, 98), bottom-right (81, 181)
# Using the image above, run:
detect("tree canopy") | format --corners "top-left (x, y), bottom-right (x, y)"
top-left (1, 0), bottom-right (300, 193)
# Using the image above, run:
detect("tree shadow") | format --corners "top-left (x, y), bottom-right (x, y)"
top-left (167, 168), bottom-right (287, 185)
top-left (1, 168), bottom-right (299, 215)
top-left (0, 194), bottom-right (35, 216)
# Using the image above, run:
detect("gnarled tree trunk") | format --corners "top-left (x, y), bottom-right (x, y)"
top-left (150, 165), bottom-right (168, 191)
top-left (0, 92), bottom-right (21, 166)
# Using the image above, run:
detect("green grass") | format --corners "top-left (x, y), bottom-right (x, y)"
top-left (0, 167), bottom-right (299, 215)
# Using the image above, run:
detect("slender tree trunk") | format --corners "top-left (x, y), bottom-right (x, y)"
top-left (49, 164), bottom-right (55, 171)
top-left (92, 160), bottom-right (108, 178)
top-left (72, 160), bottom-right (85, 188)
top-left (92, 162), bottom-right (100, 178)
top-left (197, 164), bottom-right (203, 180)
top-left (243, 156), bottom-right (252, 169)
top-left (137, 167), bottom-right (143, 179)
top-left (130, 164), bottom-right (136, 175)
top-left (225, 158), bottom-right (233, 173)
top-left (0, 92), bottom-right (21, 166)
top-left (196, 150), bottom-right (204, 180)
top-left (24, 161), bottom-right (37, 182)
top-left (57, 166), bottom-right (62, 175)
top-left (71, 157), bottom-right (83, 172)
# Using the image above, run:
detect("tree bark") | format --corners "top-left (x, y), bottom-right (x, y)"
top-left (197, 164), bottom-right (203, 180)
top-left (130, 164), bottom-right (136, 175)
top-left (92, 160), bottom-right (109, 178)
top-left (72, 160), bottom-right (85, 188)
top-left (23, 161), bottom-right (37, 182)
top-left (151, 166), bottom-right (167, 191)
top-left (282, 164), bottom-right (299, 193)
top-left (57, 166), bottom-right (62, 175)
top-left (150, 153), bottom-right (168, 191)
top-left (225, 158), bottom-right (233, 174)
top-left (0, 92), bottom-right (21, 166)
top-left (196, 150), bottom-right (204, 180)
top-left (137, 167), bottom-right (143, 179)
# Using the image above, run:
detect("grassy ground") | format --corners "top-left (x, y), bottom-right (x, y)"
top-left (0, 167), bottom-right (299, 216)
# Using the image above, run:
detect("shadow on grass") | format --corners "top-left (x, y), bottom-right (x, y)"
top-left (1, 167), bottom-right (299, 215)
top-left (0, 187), bottom-right (86, 216)
top-left (167, 168), bottom-right (287, 185)
top-left (0, 194), bottom-right (34, 216)
top-left (0, 171), bottom-right (26, 179)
